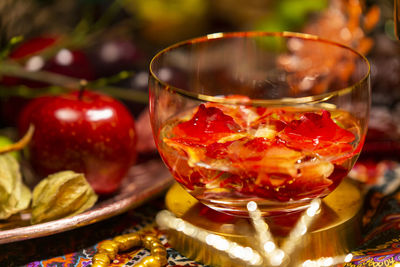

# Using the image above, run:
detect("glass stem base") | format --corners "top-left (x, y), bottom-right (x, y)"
top-left (164, 179), bottom-right (363, 266)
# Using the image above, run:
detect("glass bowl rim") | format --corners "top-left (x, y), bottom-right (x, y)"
top-left (149, 31), bottom-right (371, 106)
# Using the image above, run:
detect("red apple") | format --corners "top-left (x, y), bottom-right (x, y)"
top-left (19, 90), bottom-right (137, 194)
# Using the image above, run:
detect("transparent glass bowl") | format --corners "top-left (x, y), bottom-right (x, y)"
top-left (149, 32), bottom-right (370, 217)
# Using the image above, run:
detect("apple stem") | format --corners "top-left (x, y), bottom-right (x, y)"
top-left (79, 80), bottom-right (88, 100)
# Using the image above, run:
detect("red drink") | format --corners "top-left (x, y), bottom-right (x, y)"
top-left (157, 97), bottom-right (362, 216)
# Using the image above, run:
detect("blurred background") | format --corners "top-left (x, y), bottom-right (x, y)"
top-left (0, 0), bottom-right (399, 162)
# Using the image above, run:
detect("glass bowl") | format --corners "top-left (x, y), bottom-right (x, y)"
top-left (149, 32), bottom-right (370, 217)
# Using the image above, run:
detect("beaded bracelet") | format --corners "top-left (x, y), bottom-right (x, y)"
top-left (91, 233), bottom-right (168, 267)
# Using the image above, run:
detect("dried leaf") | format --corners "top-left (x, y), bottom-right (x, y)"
top-left (0, 154), bottom-right (31, 220)
top-left (16, 184), bottom-right (31, 211)
top-left (31, 171), bottom-right (98, 224)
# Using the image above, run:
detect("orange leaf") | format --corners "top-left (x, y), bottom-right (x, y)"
top-left (364, 5), bottom-right (381, 32)
top-left (0, 124), bottom-right (34, 154)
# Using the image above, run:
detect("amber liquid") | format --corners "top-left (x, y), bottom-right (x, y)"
top-left (158, 104), bottom-right (362, 216)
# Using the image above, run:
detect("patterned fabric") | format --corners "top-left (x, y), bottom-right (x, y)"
top-left (2, 163), bottom-right (400, 267)
top-left (0, 198), bottom-right (207, 267)
top-left (346, 163), bottom-right (400, 267)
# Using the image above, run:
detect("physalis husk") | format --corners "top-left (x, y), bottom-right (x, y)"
top-left (0, 153), bottom-right (31, 219)
top-left (31, 171), bottom-right (98, 224)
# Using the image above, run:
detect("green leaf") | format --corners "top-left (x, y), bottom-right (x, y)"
top-left (278, 0), bottom-right (328, 26)
top-left (0, 35), bottom-right (24, 60)
top-left (0, 136), bottom-right (19, 160)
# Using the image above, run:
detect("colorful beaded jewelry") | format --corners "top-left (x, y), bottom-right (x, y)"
top-left (91, 233), bottom-right (168, 267)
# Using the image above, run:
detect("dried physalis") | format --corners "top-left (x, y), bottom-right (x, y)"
top-left (31, 171), bottom-right (98, 224)
top-left (0, 153), bottom-right (31, 220)
top-left (0, 125), bottom-right (34, 220)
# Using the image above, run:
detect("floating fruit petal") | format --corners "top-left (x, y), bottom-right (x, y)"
top-left (159, 100), bottom-right (361, 204)
top-left (315, 143), bottom-right (354, 161)
top-left (206, 105), bottom-right (257, 128)
top-left (299, 160), bottom-right (334, 181)
top-left (252, 107), bottom-right (301, 126)
top-left (207, 137), bottom-right (304, 179)
top-left (256, 144), bottom-right (304, 178)
top-left (217, 133), bottom-right (249, 143)
top-left (206, 95), bottom-right (257, 127)
top-left (172, 104), bottom-right (242, 145)
top-left (282, 110), bottom-right (354, 142)
top-left (164, 137), bottom-right (206, 167)
top-left (160, 151), bottom-right (195, 190)
top-left (251, 124), bottom-right (279, 139)
top-left (279, 110), bottom-right (355, 155)
top-left (205, 141), bottom-right (233, 159)
top-left (225, 137), bottom-right (272, 163)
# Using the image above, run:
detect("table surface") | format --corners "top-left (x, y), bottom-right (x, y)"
top-left (2, 159), bottom-right (400, 267)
